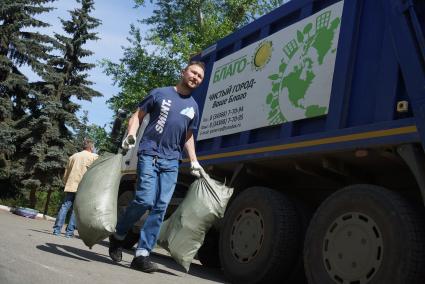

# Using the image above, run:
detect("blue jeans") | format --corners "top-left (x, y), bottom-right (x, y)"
top-left (115, 155), bottom-right (179, 252)
top-left (53, 192), bottom-right (77, 236)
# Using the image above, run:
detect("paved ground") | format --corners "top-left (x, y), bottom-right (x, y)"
top-left (0, 210), bottom-right (226, 284)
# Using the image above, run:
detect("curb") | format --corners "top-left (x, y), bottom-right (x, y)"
top-left (0, 205), bottom-right (11, 212)
top-left (0, 204), bottom-right (56, 221)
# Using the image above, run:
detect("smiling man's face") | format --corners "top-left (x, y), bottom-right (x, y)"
top-left (181, 64), bottom-right (204, 90)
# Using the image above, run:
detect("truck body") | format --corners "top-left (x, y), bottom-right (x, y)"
top-left (120, 0), bottom-right (425, 283)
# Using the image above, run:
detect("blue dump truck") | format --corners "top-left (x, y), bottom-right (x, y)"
top-left (119, 0), bottom-right (425, 283)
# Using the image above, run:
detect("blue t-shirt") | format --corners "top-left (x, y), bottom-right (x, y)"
top-left (137, 87), bottom-right (199, 160)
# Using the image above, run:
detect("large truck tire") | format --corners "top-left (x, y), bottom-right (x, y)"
top-left (219, 187), bottom-right (303, 284)
top-left (304, 185), bottom-right (425, 284)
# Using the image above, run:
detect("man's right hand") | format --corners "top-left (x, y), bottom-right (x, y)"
top-left (190, 160), bottom-right (204, 178)
top-left (122, 134), bottom-right (136, 150)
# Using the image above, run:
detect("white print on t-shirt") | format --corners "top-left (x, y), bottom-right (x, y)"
top-left (180, 107), bottom-right (195, 119)
top-left (155, 99), bottom-right (172, 134)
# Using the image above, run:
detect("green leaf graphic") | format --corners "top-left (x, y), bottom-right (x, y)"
top-left (279, 63), bottom-right (287, 73)
top-left (330, 18), bottom-right (341, 30)
top-left (297, 30), bottom-right (304, 43)
top-left (266, 93), bottom-right (273, 104)
top-left (268, 109), bottom-right (278, 119)
top-left (306, 105), bottom-right (327, 117)
top-left (268, 74), bottom-right (280, 81)
top-left (303, 23), bottom-right (312, 35)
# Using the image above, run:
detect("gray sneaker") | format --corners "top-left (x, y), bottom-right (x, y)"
top-left (130, 256), bottom-right (158, 273)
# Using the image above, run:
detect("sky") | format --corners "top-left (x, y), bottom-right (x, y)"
top-left (23, 0), bottom-right (153, 129)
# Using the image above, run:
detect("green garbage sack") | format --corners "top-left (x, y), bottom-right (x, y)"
top-left (157, 169), bottom-right (233, 271)
top-left (74, 153), bottom-right (122, 248)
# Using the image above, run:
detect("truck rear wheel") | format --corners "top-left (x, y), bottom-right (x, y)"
top-left (304, 185), bottom-right (425, 284)
top-left (219, 187), bottom-right (303, 283)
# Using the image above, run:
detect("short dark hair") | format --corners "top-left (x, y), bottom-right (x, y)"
top-left (83, 139), bottom-right (94, 150)
top-left (185, 61), bottom-right (205, 72)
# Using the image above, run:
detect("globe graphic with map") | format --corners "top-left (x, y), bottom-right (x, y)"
top-left (266, 11), bottom-right (341, 125)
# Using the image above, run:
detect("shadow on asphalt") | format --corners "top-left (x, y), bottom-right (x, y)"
top-left (29, 229), bottom-right (83, 240)
top-left (36, 242), bottom-right (128, 268)
top-left (32, 228), bottom-right (224, 282)
top-left (80, 236), bottom-right (224, 282)
top-left (149, 251), bottom-right (224, 282)
top-left (35, 242), bottom-right (224, 282)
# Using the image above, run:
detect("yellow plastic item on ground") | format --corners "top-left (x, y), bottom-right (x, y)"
top-left (74, 153), bottom-right (122, 248)
top-left (157, 169), bottom-right (233, 271)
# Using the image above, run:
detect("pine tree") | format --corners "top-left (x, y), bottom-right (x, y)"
top-left (18, 0), bottom-right (102, 208)
top-left (0, 0), bottom-right (55, 197)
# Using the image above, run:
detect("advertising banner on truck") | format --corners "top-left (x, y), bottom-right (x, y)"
top-left (197, 1), bottom-right (343, 140)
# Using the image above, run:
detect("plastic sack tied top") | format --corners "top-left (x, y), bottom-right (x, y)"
top-left (157, 168), bottom-right (234, 271)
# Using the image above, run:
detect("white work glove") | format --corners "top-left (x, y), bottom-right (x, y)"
top-left (122, 134), bottom-right (136, 150)
top-left (190, 160), bottom-right (204, 178)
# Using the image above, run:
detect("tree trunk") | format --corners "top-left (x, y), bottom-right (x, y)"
top-left (43, 189), bottom-right (52, 216)
top-left (29, 188), bottom-right (37, 208)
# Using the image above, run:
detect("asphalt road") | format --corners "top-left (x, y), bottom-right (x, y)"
top-left (0, 210), bottom-right (226, 284)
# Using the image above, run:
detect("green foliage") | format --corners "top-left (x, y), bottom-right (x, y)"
top-left (0, 0), bottom-right (57, 197)
top-left (76, 110), bottom-right (116, 154)
top-left (0, 96), bottom-right (14, 180)
top-left (102, 0), bottom-right (286, 132)
top-left (0, 190), bottom-right (64, 216)
top-left (0, 196), bottom-right (31, 209)
top-left (101, 25), bottom-right (178, 113)
top-left (138, 0), bottom-right (285, 61)
top-left (34, 190), bottom-right (64, 216)
top-left (75, 110), bottom-right (91, 150)
top-left (85, 124), bottom-right (115, 154)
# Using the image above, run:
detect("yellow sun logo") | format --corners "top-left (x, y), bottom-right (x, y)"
top-left (252, 41), bottom-right (273, 71)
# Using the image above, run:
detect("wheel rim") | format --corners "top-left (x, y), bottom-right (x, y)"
top-left (323, 212), bottom-right (383, 284)
top-left (230, 207), bottom-right (264, 263)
